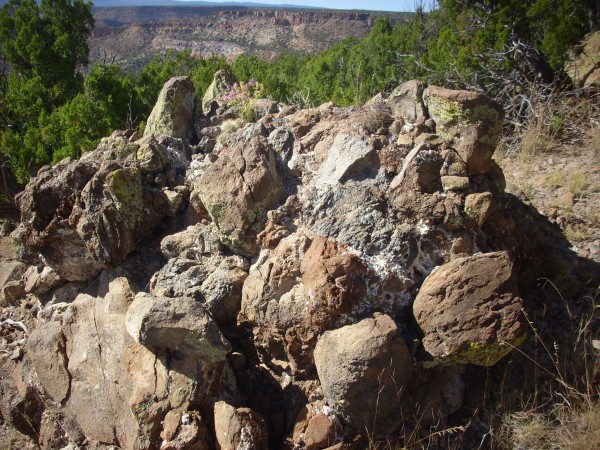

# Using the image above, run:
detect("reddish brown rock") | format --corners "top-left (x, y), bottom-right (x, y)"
top-left (465, 192), bottom-right (497, 226)
top-left (413, 251), bottom-right (526, 367)
top-left (305, 413), bottom-right (337, 449)
top-left (300, 236), bottom-right (368, 331)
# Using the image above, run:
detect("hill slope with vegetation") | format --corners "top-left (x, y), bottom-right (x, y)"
top-left (0, 1), bottom-right (599, 446)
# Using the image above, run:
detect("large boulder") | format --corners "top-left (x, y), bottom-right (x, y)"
top-left (238, 232), bottom-right (370, 376)
top-left (413, 251), bottom-right (527, 367)
top-left (313, 314), bottom-right (413, 436)
top-left (151, 223), bottom-right (249, 325)
top-left (423, 85), bottom-right (504, 175)
top-left (144, 76), bottom-right (197, 139)
top-left (314, 133), bottom-right (378, 186)
top-left (194, 126), bottom-right (285, 256)
top-left (387, 80), bottom-right (428, 122)
top-left (24, 274), bottom-right (236, 448)
top-left (13, 131), bottom-right (191, 281)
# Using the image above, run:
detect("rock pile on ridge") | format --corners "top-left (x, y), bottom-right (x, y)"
top-left (1, 73), bottom-right (595, 449)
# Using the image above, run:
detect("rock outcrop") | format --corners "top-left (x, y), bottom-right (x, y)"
top-left (144, 76), bottom-right (197, 139)
top-left (3, 77), bottom-right (595, 449)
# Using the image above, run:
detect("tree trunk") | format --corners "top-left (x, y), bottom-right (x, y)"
top-left (585, 0), bottom-right (599, 32)
top-left (0, 154), bottom-right (23, 220)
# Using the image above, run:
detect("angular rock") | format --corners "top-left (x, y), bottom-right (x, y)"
top-left (0, 261), bottom-right (26, 290)
top-left (126, 293), bottom-right (231, 362)
top-left (13, 131), bottom-right (190, 281)
top-left (313, 314), bottom-right (413, 435)
top-left (23, 265), bottom-right (61, 296)
top-left (144, 76), bottom-right (196, 139)
top-left (195, 130), bottom-right (285, 256)
top-left (413, 251), bottom-right (526, 367)
top-left (1, 280), bottom-right (25, 305)
top-left (214, 401), bottom-right (268, 450)
top-left (304, 413), bottom-right (337, 449)
top-left (315, 133), bottom-right (378, 186)
top-left (26, 321), bottom-right (70, 403)
top-left (423, 86), bottom-right (504, 175)
top-left (161, 411), bottom-right (210, 450)
top-left (387, 80), bottom-right (428, 122)
top-left (441, 175), bottom-right (470, 192)
top-left (465, 192), bottom-right (496, 226)
top-left (0, 261), bottom-right (26, 305)
top-left (202, 70), bottom-right (237, 114)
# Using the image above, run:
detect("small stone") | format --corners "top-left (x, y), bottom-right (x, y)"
top-left (161, 411), bottom-right (181, 441)
top-left (304, 413), bottom-right (336, 450)
top-left (10, 347), bottom-right (22, 360)
top-left (441, 176), bottom-right (470, 192)
top-left (465, 192), bottom-right (496, 227)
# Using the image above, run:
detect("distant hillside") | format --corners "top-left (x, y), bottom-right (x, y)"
top-left (90, 6), bottom-right (410, 71)
top-left (92, 0), bottom-right (328, 8)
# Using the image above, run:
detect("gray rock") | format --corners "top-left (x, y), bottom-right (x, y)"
top-left (126, 293), bottom-right (231, 362)
top-left (313, 314), bottom-right (413, 435)
top-left (314, 133), bottom-right (377, 186)
top-left (144, 76), bottom-right (197, 139)
top-left (387, 80), bottom-right (428, 122)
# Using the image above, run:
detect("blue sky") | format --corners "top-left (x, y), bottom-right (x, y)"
top-left (178, 0), bottom-right (431, 12)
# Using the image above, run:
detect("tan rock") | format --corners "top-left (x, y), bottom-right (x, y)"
top-left (313, 314), bottom-right (413, 435)
top-left (423, 86), bottom-right (504, 175)
top-left (161, 411), bottom-right (210, 450)
top-left (441, 175), bottom-right (470, 192)
top-left (214, 401), bottom-right (268, 450)
top-left (26, 321), bottom-right (70, 403)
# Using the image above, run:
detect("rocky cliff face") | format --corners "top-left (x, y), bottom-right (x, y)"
top-left (0, 74), bottom-right (596, 449)
top-left (89, 7), bottom-right (409, 70)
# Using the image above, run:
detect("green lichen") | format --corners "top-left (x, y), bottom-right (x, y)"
top-left (423, 332), bottom-right (527, 368)
top-left (106, 169), bottom-right (143, 228)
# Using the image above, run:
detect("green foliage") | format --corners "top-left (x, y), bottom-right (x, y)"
top-left (0, 0), bottom-right (592, 191)
top-left (0, 0), bottom-right (94, 102)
